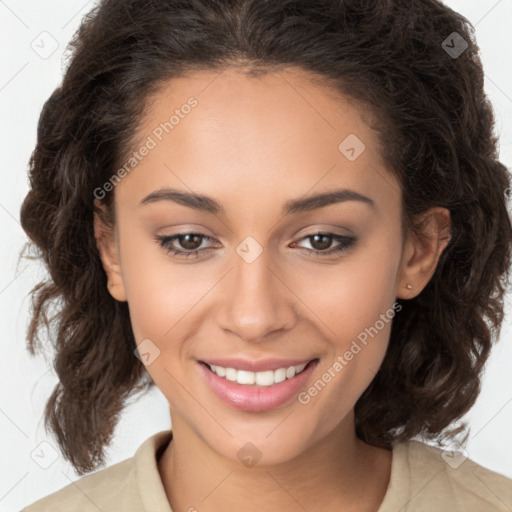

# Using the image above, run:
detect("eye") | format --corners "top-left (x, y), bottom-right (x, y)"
top-left (291, 232), bottom-right (356, 257)
top-left (155, 232), bottom-right (218, 259)
top-left (154, 231), bottom-right (357, 259)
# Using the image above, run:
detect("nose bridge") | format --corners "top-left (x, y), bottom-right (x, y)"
top-left (217, 239), bottom-right (296, 341)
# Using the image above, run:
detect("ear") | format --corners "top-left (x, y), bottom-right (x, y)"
top-left (396, 207), bottom-right (451, 299)
top-left (93, 200), bottom-right (127, 302)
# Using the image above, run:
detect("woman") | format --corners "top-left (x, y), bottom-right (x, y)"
top-left (20, 0), bottom-right (512, 510)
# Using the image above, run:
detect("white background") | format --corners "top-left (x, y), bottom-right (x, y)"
top-left (1, 1), bottom-right (511, 510)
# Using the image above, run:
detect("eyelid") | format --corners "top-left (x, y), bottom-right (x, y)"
top-left (294, 223), bottom-right (355, 238)
top-left (155, 232), bottom-right (218, 256)
top-left (291, 232), bottom-right (356, 255)
top-left (155, 229), bottom-right (356, 259)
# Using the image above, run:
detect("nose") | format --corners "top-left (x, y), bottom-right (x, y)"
top-left (216, 246), bottom-right (297, 343)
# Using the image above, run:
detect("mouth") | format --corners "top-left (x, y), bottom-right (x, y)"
top-left (201, 359), bottom-right (315, 386)
top-left (197, 358), bottom-right (319, 412)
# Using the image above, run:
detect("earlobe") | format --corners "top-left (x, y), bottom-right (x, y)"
top-left (93, 201), bottom-right (127, 302)
top-left (396, 207), bottom-right (451, 299)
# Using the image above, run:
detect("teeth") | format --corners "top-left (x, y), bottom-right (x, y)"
top-left (255, 370), bottom-right (274, 386)
top-left (225, 367), bottom-right (237, 382)
top-left (237, 370), bottom-right (255, 385)
top-left (274, 368), bottom-right (286, 383)
top-left (209, 362), bottom-right (308, 386)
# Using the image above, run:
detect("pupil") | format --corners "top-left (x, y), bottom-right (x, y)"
top-left (312, 234), bottom-right (331, 251)
top-left (181, 234), bottom-right (201, 250)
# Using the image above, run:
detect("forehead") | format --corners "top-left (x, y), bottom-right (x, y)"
top-left (138, 66), bottom-right (377, 152)
top-left (116, 66), bottom-right (399, 216)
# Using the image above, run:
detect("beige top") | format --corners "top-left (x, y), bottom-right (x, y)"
top-left (22, 429), bottom-right (512, 511)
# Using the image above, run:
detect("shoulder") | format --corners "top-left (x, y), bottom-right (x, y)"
top-left (21, 457), bottom-right (138, 512)
top-left (21, 430), bottom-right (173, 512)
top-left (380, 439), bottom-right (512, 512)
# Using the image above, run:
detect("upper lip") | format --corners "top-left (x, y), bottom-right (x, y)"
top-left (200, 358), bottom-right (316, 372)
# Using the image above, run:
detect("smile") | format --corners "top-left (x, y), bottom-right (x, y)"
top-left (207, 362), bottom-right (308, 386)
top-left (198, 359), bottom-right (319, 412)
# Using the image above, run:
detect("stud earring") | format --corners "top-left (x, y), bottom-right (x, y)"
top-left (406, 283), bottom-right (413, 289)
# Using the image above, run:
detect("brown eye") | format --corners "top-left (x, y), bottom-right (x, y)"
top-left (292, 232), bottom-right (357, 257)
top-left (176, 233), bottom-right (204, 251)
top-left (154, 232), bottom-right (217, 259)
top-left (308, 234), bottom-right (334, 251)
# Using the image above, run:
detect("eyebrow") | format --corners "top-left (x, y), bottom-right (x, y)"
top-left (139, 187), bottom-right (376, 215)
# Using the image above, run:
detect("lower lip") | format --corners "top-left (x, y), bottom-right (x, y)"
top-left (198, 360), bottom-right (318, 412)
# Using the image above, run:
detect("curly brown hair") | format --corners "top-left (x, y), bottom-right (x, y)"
top-left (20, 0), bottom-right (512, 475)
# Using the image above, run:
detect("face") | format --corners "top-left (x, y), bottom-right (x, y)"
top-left (97, 67), bottom-right (426, 465)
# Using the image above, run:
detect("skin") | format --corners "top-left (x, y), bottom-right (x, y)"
top-left (95, 67), bottom-right (451, 512)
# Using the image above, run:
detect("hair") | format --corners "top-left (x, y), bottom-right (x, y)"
top-left (20, 0), bottom-right (512, 475)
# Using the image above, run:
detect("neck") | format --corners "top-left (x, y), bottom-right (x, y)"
top-left (157, 410), bottom-right (392, 512)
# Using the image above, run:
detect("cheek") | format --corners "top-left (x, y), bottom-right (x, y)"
top-left (294, 234), bottom-right (400, 343)
top-left (293, 235), bottom-right (400, 407)
top-left (297, 280), bottom-right (398, 431)
top-left (118, 232), bottom-right (181, 341)
top-left (118, 238), bottom-right (203, 398)
top-left (118, 232), bottom-right (218, 357)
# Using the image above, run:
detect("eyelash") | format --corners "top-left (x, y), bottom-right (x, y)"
top-left (154, 231), bottom-right (356, 259)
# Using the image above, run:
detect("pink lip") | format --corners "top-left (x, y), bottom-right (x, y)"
top-left (200, 358), bottom-right (313, 372)
top-left (198, 359), bottom-right (318, 412)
